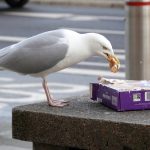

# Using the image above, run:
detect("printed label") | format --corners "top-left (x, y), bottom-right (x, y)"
top-left (112, 96), bottom-right (118, 106)
top-left (102, 93), bottom-right (111, 100)
top-left (132, 93), bottom-right (141, 102)
top-left (145, 92), bottom-right (150, 101)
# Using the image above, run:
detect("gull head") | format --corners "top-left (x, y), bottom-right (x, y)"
top-left (85, 33), bottom-right (120, 73)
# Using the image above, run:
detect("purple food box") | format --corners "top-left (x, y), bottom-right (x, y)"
top-left (90, 78), bottom-right (150, 111)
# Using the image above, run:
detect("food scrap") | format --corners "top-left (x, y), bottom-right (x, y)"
top-left (108, 55), bottom-right (120, 73)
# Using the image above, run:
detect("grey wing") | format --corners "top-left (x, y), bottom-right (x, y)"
top-left (0, 31), bottom-right (69, 74)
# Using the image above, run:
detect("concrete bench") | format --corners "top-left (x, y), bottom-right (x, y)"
top-left (12, 95), bottom-right (150, 150)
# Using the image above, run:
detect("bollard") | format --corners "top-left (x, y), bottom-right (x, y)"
top-left (126, 0), bottom-right (150, 80)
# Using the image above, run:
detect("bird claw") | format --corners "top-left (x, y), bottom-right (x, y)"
top-left (53, 99), bottom-right (69, 103)
top-left (48, 99), bottom-right (69, 107)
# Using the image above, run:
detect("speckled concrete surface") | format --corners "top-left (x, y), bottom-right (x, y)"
top-left (12, 95), bottom-right (150, 150)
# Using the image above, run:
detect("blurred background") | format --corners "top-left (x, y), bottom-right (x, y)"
top-left (0, 0), bottom-right (125, 149)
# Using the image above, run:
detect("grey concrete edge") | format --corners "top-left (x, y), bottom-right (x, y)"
top-left (30, 0), bottom-right (125, 8)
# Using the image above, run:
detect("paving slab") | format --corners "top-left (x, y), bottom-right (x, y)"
top-left (0, 146), bottom-right (30, 150)
top-left (12, 95), bottom-right (150, 150)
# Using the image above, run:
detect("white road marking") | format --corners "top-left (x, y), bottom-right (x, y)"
top-left (0, 82), bottom-right (88, 93)
top-left (0, 130), bottom-right (11, 137)
top-left (60, 68), bottom-right (125, 78)
top-left (114, 49), bottom-right (125, 54)
top-left (2, 11), bottom-right (124, 21)
top-left (69, 16), bottom-right (99, 21)
top-left (94, 54), bottom-right (125, 60)
top-left (78, 61), bottom-right (125, 68)
top-left (40, 83), bottom-right (88, 93)
top-left (0, 89), bottom-right (44, 102)
top-left (95, 16), bottom-right (124, 21)
top-left (0, 35), bottom-right (26, 42)
top-left (68, 27), bottom-right (124, 35)
top-left (103, 53), bottom-right (125, 60)
top-left (0, 82), bottom-right (88, 102)
top-left (0, 146), bottom-right (29, 150)
top-left (0, 27), bottom-right (124, 43)
top-left (0, 103), bottom-right (7, 109)
top-left (116, 54), bottom-right (125, 60)
top-left (68, 15), bottom-right (124, 21)
top-left (3, 12), bottom-right (72, 18)
top-left (0, 83), bottom-right (42, 88)
top-left (0, 77), bottom-right (14, 82)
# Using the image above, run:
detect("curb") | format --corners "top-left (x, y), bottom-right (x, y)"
top-left (30, 0), bottom-right (125, 8)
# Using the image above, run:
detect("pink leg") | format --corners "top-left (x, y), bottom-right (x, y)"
top-left (42, 78), bottom-right (69, 107)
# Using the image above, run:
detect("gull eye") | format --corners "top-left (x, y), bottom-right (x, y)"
top-left (103, 46), bottom-right (107, 50)
top-left (104, 52), bottom-right (109, 57)
top-left (105, 53), bottom-right (109, 57)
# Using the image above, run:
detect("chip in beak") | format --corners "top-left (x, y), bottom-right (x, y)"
top-left (107, 54), bottom-right (120, 73)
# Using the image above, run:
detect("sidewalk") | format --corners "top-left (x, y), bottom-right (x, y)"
top-left (30, 0), bottom-right (125, 7)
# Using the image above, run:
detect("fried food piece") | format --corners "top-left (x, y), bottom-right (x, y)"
top-left (108, 55), bottom-right (120, 73)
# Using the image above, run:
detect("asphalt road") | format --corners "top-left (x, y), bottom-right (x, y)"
top-left (0, 2), bottom-right (125, 150)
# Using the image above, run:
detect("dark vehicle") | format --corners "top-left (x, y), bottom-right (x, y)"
top-left (4, 0), bottom-right (29, 8)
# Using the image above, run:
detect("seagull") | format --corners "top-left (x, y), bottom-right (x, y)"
top-left (0, 29), bottom-right (120, 107)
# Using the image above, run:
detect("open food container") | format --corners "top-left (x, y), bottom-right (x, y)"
top-left (90, 78), bottom-right (150, 111)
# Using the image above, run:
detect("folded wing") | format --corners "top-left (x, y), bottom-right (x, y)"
top-left (0, 30), bottom-right (69, 74)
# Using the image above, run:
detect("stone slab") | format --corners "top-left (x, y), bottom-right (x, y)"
top-left (12, 95), bottom-right (150, 150)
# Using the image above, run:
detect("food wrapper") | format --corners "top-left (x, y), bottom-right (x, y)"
top-left (90, 78), bottom-right (150, 111)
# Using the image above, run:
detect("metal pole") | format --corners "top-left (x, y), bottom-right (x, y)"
top-left (126, 0), bottom-right (150, 80)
